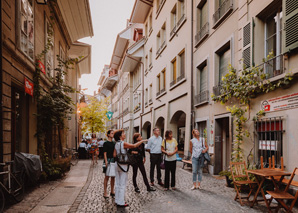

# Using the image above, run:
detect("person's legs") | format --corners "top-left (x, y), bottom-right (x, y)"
top-left (132, 164), bottom-right (138, 189)
top-left (111, 177), bottom-right (115, 194)
top-left (192, 157), bottom-right (199, 187)
top-left (138, 161), bottom-right (151, 189)
top-left (197, 166), bottom-right (203, 187)
top-left (115, 167), bottom-right (120, 204)
top-left (156, 154), bottom-right (162, 183)
top-left (118, 170), bottom-right (128, 205)
top-left (104, 176), bottom-right (109, 196)
top-left (150, 154), bottom-right (156, 183)
top-left (164, 160), bottom-right (170, 189)
top-left (170, 161), bottom-right (177, 188)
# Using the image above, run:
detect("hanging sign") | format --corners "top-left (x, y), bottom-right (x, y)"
top-left (25, 78), bottom-right (34, 96)
top-left (37, 60), bottom-right (46, 75)
top-left (261, 92), bottom-right (298, 112)
top-left (106, 111), bottom-right (113, 120)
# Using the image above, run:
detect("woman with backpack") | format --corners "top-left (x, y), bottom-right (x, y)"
top-left (113, 130), bottom-right (144, 208)
top-left (189, 129), bottom-right (209, 190)
top-left (130, 133), bottom-right (155, 193)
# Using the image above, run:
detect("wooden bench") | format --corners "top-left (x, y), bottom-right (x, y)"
top-left (182, 159), bottom-right (192, 169)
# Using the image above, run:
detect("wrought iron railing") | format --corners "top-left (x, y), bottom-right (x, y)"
top-left (195, 22), bottom-right (209, 45)
top-left (170, 72), bottom-right (185, 87)
top-left (195, 90), bottom-right (209, 105)
top-left (177, 14), bottom-right (185, 27)
top-left (213, 0), bottom-right (233, 26)
top-left (157, 0), bottom-right (166, 14)
top-left (257, 55), bottom-right (284, 80)
top-left (123, 108), bottom-right (129, 116)
top-left (170, 25), bottom-right (176, 38)
top-left (170, 79), bottom-right (176, 87)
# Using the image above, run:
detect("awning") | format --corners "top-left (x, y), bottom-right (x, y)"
top-left (130, 0), bottom-right (153, 23)
top-left (121, 37), bottom-right (146, 72)
top-left (102, 75), bottom-right (118, 91)
top-left (57, 0), bottom-right (94, 42)
top-left (69, 42), bottom-right (91, 78)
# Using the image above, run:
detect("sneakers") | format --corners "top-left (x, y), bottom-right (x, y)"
top-left (117, 204), bottom-right (129, 208)
top-left (147, 187), bottom-right (156, 192)
top-left (135, 187), bottom-right (140, 193)
top-left (150, 182), bottom-right (155, 186)
top-left (191, 186), bottom-right (196, 190)
top-left (196, 185), bottom-right (202, 189)
top-left (158, 182), bottom-right (164, 186)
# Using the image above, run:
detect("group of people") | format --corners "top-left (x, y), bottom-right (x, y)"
top-left (78, 135), bottom-right (105, 164)
top-left (100, 127), bottom-right (209, 208)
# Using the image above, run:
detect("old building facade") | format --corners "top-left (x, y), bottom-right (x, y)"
top-left (1, 0), bottom-right (93, 162)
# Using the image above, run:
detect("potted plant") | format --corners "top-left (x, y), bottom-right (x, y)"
top-left (219, 170), bottom-right (233, 187)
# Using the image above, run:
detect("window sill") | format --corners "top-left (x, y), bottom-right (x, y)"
top-left (194, 101), bottom-right (209, 107)
top-left (156, 90), bottom-right (166, 99)
top-left (213, 5), bottom-right (233, 29)
top-left (169, 78), bottom-right (186, 91)
top-left (134, 108), bottom-right (141, 113)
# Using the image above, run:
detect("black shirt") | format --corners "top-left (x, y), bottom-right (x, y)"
top-left (130, 143), bottom-right (145, 160)
top-left (103, 141), bottom-right (115, 159)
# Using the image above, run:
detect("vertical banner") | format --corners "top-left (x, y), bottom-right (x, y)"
top-left (25, 78), bottom-right (34, 96)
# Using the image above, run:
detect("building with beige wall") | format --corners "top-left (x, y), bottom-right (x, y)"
top-left (1, 0), bottom-right (93, 162)
top-left (99, 0), bottom-right (298, 175)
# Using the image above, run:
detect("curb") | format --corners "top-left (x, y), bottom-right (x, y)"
top-left (68, 163), bottom-right (94, 213)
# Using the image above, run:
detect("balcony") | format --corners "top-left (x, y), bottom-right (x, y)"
top-left (213, 84), bottom-right (223, 96)
top-left (195, 22), bottom-right (209, 47)
top-left (156, 88), bottom-right (166, 97)
top-left (213, 0), bottom-right (233, 29)
top-left (195, 90), bottom-right (209, 105)
top-left (156, 41), bottom-right (166, 57)
top-left (177, 14), bottom-right (186, 28)
top-left (134, 104), bottom-right (141, 113)
top-left (170, 72), bottom-right (185, 88)
top-left (170, 25), bottom-right (177, 38)
top-left (257, 55), bottom-right (284, 80)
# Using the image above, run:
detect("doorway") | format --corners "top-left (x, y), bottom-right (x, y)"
top-left (214, 117), bottom-right (231, 174)
top-left (11, 86), bottom-right (29, 158)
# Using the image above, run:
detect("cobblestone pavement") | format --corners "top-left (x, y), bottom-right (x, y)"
top-left (76, 156), bottom-right (296, 213)
top-left (4, 180), bottom-right (61, 213)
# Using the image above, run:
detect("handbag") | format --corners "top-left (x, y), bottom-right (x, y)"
top-left (106, 162), bottom-right (116, 177)
top-left (200, 137), bottom-right (211, 163)
top-left (160, 139), bottom-right (166, 170)
top-left (115, 141), bottom-right (130, 165)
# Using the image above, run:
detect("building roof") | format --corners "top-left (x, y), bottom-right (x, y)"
top-left (57, 0), bottom-right (94, 42)
top-left (130, 0), bottom-right (152, 23)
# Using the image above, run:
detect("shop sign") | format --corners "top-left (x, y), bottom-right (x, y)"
top-left (25, 78), bottom-right (34, 96)
top-left (37, 60), bottom-right (46, 75)
top-left (259, 140), bottom-right (278, 151)
top-left (261, 92), bottom-right (298, 112)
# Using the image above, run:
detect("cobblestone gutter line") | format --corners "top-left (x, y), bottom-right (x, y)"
top-left (68, 164), bottom-right (94, 213)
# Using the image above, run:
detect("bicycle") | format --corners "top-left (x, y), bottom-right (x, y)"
top-left (0, 161), bottom-right (25, 212)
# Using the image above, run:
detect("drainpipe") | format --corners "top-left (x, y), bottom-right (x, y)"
top-left (125, 54), bottom-right (144, 134)
top-left (0, 0), bottom-right (3, 163)
top-left (190, 0), bottom-right (195, 135)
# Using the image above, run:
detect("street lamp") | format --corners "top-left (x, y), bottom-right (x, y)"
top-left (36, 0), bottom-right (48, 5)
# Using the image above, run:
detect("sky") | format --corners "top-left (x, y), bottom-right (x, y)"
top-left (79, 0), bottom-right (135, 95)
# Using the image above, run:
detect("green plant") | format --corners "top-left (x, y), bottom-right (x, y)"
top-left (219, 170), bottom-right (231, 177)
top-left (212, 55), bottom-right (293, 164)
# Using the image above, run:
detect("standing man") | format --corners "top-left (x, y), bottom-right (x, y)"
top-left (146, 128), bottom-right (164, 186)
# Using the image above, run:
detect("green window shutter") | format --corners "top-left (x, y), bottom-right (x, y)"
top-left (243, 22), bottom-right (251, 68)
top-left (283, 0), bottom-right (298, 53)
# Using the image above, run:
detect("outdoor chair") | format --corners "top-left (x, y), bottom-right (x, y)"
top-left (267, 167), bottom-right (298, 213)
top-left (230, 161), bottom-right (258, 206)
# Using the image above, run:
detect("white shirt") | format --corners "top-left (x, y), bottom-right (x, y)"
top-left (147, 135), bottom-right (162, 154)
top-left (191, 137), bottom-right (205, 158)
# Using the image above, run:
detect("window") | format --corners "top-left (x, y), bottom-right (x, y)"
top-left (171, 58), bottom-right (177, 86)
top-left (255, 117), bottom-right (283, 168)
top-left (195, 0), bottom-right (209, 45)
top-left (218, 48), bottom-right (230, 84)
top-left (157, 74), bottom-right (161, 93)
top-left (149, 84), bottom-right (152, 102)
top-left (177, 0), bottom-right (185, 21)
top-left (178, 50), bottom-right (185, 78)
top-left (45, 18), bottom-right (54, 78)
top-left (145, 55), bottom-right (148, 72)
top-left (171, 5), bottom-right (177, 33)
top-left (59, 45), bottom-right (66, 81)
top-left (195, 62), bottom-right (208, 105)
top-left (161, 22), bottom-right (166, 44)
top-left (265, 11), bottom-right (282, 57)
top-left (156, 70), bottom-right (166, 96)
top-left (161, 69), bottom-right (166, 91)
top-left (156, 32), bottom-right (161, 52)
top-left (20, 0), bottom-right (34, 60)
top-left (213, 0), bottom-right (233, 28)
top-left (145, 23), bottom-right (148, 37)
top-left (149, 13), bottom-right (153, 33)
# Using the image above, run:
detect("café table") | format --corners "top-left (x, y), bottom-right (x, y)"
top-left (247, 169), bottom-right (292, 211)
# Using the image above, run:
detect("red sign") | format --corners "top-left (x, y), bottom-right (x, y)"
top-left (25, 78), bottom-right (34, 96)
top-left (37, 60), bottom-right (46, 75)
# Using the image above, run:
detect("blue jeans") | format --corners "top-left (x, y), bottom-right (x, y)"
top-left (192, 157), bottom-right (203, 182)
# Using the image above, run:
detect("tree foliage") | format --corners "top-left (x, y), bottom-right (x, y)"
top-left (80, 96), bottom-right (109, 134)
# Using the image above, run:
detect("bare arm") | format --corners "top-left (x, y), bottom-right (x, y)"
top-left (104, 152), bottom-right (108, 166)
top-left (189, 140), bottom-right (193, 155)
top-left (113, 149), bottom-right (117, 158)
top-left (124, 141), bottom-right (143, 149)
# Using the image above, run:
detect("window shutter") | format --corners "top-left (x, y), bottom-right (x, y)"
top-left (200, 66), bottom-right (207, 92)
top-left (283, 0), bottom-right (298, 53)
top-left (242, 22), bottom-right (251, 68)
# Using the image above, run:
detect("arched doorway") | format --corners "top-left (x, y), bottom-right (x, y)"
top-left (155, 117), bottom-right (165, 138)
top-left (142, 121), bottom-right (151, 139)
top-left (169, 111), bottom-right (186, 152)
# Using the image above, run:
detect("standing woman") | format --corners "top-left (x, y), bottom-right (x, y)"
top-left (113, 130), bottom-right (144, 208)
top-left (90, 134), bottom-right (99, 165)
top-left (103, 130), bottom-right (115, 198)
top-left (161, 130), bottom-right (178, 191)
top-left (189, 129), bottom-right (208, 190)
top-left (131, 133), bottom-right (155, 193)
